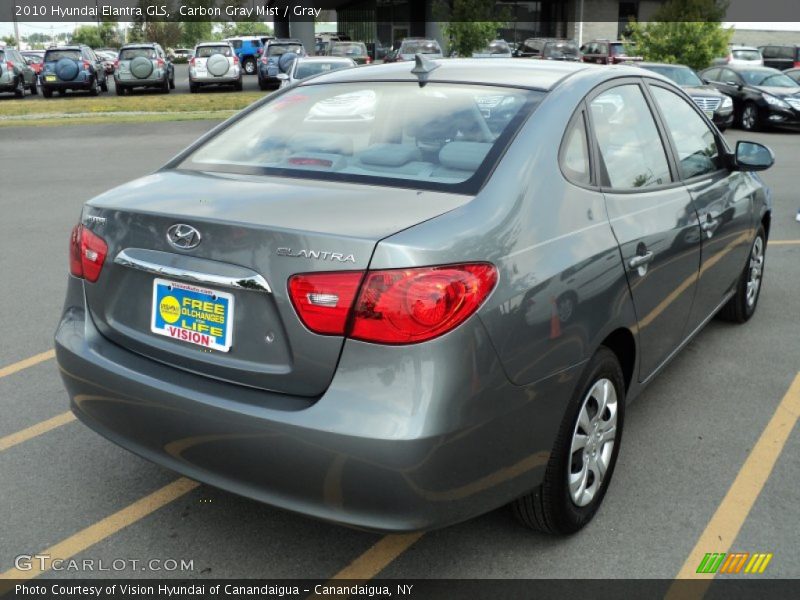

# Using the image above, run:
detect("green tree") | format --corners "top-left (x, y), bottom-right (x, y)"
top-left (627, 0), bottom-right (733, 71)
top-left (180, 0), bottom-right (213, 46)
top-left (435, 0), bottom-right (507, 57)
top-left (71, 25), bottom-right (104, 48)
top-left (2, 35), bottom-right (17, 46)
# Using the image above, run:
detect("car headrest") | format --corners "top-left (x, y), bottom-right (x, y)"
top-left (438, 142), bottom-right (491, 172)
top-left (357, 144), bottom-right (422, 167)
top-left (289, 133), bottom-right (353, 155)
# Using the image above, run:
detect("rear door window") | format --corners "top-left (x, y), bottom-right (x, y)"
top-left (560, 112), bottom-right (591, 185)
top-left (589, 84), bottom-right (672, 189)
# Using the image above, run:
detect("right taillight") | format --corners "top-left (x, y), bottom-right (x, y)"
top-left (287, 263), bottom-right (498, 344)
top-left (69, 224), bottom-right (108, 283)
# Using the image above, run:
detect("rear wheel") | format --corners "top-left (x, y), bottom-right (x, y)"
top-left (740, 101), bottom-right (760, 131)
top-left (169, 74), bottom-right (175, 89)
top-left (115, 83), bottom-right (125, 96)
top-left (243, 57), bottom-right (256, 75)
top-left (189, 82), bottom-right (198, 93)
top-left (161, 76), bottom-right (170, 93)
top-left (29, 77), bottom-right (38, 95)
top-left (234, 78), bottom-right (243, 91)
top-left (42, 86), bottom-right (53, 98)
top-left (717, 226), bottom-right (766, 323)
top-left (513, 347), bottom-right (625, 534)
top-left (14, 77), bottom-right (25, 98)
top-left (89, 77), bottom-right (99, 96)
top-left (100, 77), bottom-right (108, 92)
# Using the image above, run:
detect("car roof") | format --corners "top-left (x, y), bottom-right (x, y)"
top-left (302, 58), bottom-right (620, 91)
top-left (196, 42), bottom-right (231, 47)
top-left (712, 64), bottom-right (779, 72)
top-left (268, 38), bottom-right (303, 44)
top-left (297, 56), bottom-right (355, 63)
top-left (121, 43), bottom-right (158, 48)
top-left (638, 62), bottom-right (692, 69)
top-left (45, 45), bottom-right (83, 51)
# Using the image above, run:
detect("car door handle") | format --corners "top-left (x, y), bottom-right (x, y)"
top-left (628, 251), bottom-right (654, 269)
top-left (701, 217), bottom-right (719, 232)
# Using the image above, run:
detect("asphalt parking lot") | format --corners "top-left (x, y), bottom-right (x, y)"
top-left (0, 121), bottom-right (798, 583)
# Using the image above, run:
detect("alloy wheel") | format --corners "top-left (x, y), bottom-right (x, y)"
top-left (742, 105), bottom-right (757, 130)
top-left (568, 378), bottom-right (618, 507)
top-left (746, 236), bottom-right (764, 308)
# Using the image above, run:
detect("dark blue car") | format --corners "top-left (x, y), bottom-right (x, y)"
top-left (224, 36), bottom-right (263, 75)
top-left (258, 39), bottom-right (305, 90)
top-left (41, 45), bottom-right (107, 97)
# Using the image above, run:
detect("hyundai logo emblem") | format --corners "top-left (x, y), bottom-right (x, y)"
top-left (166, 224), bottom-right (202, 250)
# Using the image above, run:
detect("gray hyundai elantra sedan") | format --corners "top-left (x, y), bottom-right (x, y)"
top-left (56, 58), bottom-right (773, 534)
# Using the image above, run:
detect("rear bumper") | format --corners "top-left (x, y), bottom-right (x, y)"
top-left (41, 78), bottom-right (93, 90)
top-left (115, 75), bottom-right (165, 88)
top-left (190, 74), bottom-right (241, 84)
top-left (55, 276), bottom-right (576, 532)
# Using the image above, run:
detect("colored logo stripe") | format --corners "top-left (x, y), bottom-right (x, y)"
top-left (696, 552), bottom-right (772, 574)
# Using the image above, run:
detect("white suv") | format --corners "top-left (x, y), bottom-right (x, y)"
top-left (189, 42), bottom-right (242, 93)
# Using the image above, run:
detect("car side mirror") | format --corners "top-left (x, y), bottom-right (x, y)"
top-left (734, 141), bottom-right (774, 171)
top-left (276, 73), bottom-right (289, 80)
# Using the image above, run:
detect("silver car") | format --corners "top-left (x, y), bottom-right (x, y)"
top-left (115, 42), bottom-right (175, 95)
top-left (56, 58), bottom-right (773, 534)
top-left (189, 42), bottom-right (242, 92)
top-left (278, 56), bottom-right (356, 88)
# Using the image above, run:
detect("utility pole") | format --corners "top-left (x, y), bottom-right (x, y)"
top-left (12, 4), bottom-right (21, 47)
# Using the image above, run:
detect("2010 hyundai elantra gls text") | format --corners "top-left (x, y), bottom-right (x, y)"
top-left (56, 58), bottom-right (774, 534)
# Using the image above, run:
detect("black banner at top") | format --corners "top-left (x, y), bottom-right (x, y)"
top-left (3, 0), bottom-right (800, 23)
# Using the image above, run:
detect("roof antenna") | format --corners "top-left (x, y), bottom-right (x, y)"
top-left (411, 53), bottom-right (440, 85)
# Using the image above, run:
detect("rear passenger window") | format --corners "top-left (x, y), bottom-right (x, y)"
top-left (590, 85), bottom-right (671, 189)
top-left (561, 113), bottom-right (591, 185)
top-left (650, 86), bottom-right (723, 179)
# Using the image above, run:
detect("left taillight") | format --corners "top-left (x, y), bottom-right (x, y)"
top-left (69, 224), bottom-right (107, 283)
top-left (287, 263), bottom-right (498, 344)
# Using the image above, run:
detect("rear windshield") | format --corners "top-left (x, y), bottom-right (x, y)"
top-left (196, 46), bottom-right (232, 58)
top-left (179, 82), bottom-right (541, 193)
top-left (331, 42), bottom-right (367, 57)
top-left (644, 65), bottom-right (703, 86)
top-left (400, 40), bottom-right (441, 54)
top-left (45, 50), bottom-right (81, 62)
top-left (609, 43), bottom-right (634, 56)
top-left (120, 48), bottom-right (157, 60)
top-left (268, 43), bottom-right (303, 57)
top-left (295, 61), bottom-right (352, 80)
top-left (22, 53), bottom-right (43, 63)
top-left (544, 41), bottom-right (579, 57)
top-left (732, 49), bottom-right (761, 61)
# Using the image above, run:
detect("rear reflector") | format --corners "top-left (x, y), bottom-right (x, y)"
top-left (69, 224), bottom-right (108, 283)
top-left (287, 263), bottom-right (498, 344)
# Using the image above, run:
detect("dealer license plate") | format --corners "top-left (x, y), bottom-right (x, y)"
top-left (44, 75), bottom-right (56, 82)
top-left (150, 278), bottom-right (233, 352)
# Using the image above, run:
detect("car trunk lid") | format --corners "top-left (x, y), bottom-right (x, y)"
top-left (81, 169), bottom-right (469, 397)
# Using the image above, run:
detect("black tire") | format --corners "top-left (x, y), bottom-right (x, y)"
top-left (29, 77), bottom-right (38, 95)
top-left (189, 82), bottom-right (198, 94)
top-left (14, 77), bottom-right (25, 98)
top-left (717, 226), bottom-right (766, 323)
top-left (234, 78), bottom-right (243, 91)
top-left (243, 57), bottom-right (256, 75)
top-left (258, 77), bottom-right (268, 91)
top-left (42, 87), bottom-right (53, 98)
top-left (513, 347), bottom-right (625, 534)
top-left (740, 101), bottom-right (760, 131)
top-left (100, 77), bottom-right (108, 92)
top-left (169, 75), bottom-right (175, 90)
top-left (89, 77), bottom-right (99, 96)
top-left (115, 83), bottom-right (125, 96)
top-left (161, 76), bottom-right (170, 93)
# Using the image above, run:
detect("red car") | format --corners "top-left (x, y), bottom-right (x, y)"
top-left (21, 51), bottom-right (44, 75)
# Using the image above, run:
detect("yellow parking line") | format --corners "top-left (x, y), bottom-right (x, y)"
top-left (770, 240), bottom-right (800, 245)
top-left (329, 533), bottom-right (424, 580)
top-left (666, 372), bottom-right (800, 593)
top-left (0, 350), bottom-right (55, 379)
top-left (0, 478), bottom-right (199, 582)
top-left (0, 412), bottom-right (76, 452)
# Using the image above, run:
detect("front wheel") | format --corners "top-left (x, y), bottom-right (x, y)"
top-left (740, 102), bottom-right (760, 131)
top-left (717, 226), bottom-right (766, 323)
top-left (513, 347), bottom-right (625, 534)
